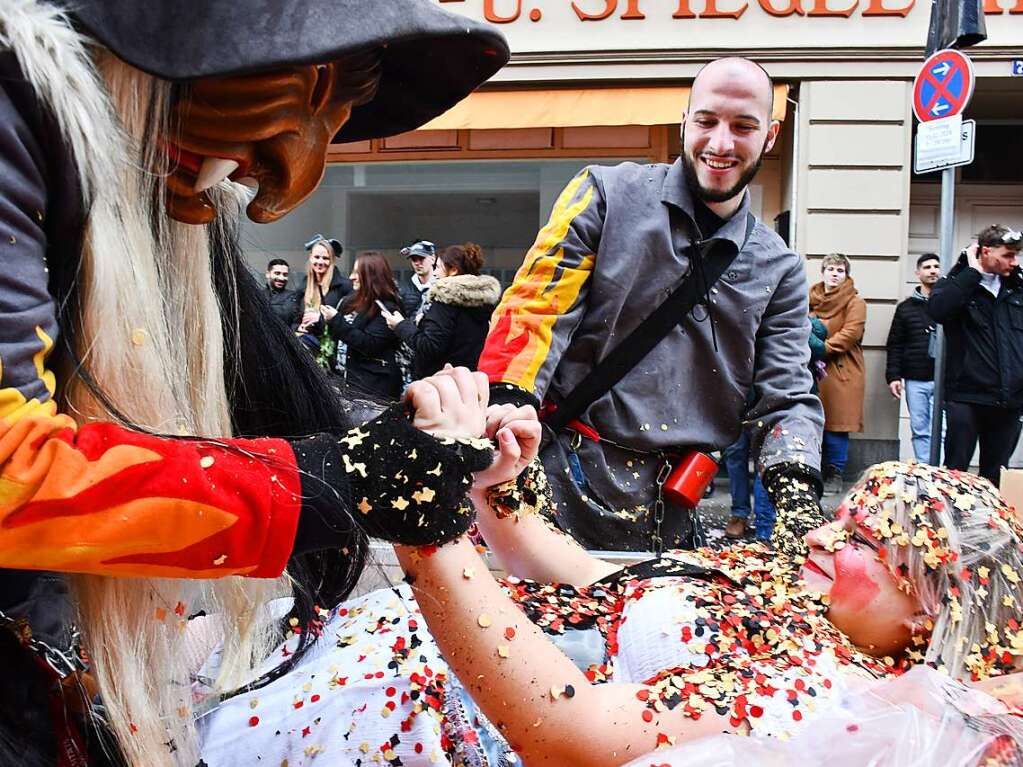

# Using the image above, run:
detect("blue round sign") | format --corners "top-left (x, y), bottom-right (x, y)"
top-left (913, 49), bottom-right (975, 122)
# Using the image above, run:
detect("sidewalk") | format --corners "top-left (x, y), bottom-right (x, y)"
top-left (697, 479), bottom-right (847, 547)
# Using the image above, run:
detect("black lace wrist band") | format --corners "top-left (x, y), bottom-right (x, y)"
top-left (292, 405), bottom-right (495, 549)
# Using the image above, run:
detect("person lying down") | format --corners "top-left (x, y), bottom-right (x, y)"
top-left (199, 369), bottom-right (1023, 766)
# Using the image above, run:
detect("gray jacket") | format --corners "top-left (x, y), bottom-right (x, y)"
top-left (480, 159), bottom-right (823, 475)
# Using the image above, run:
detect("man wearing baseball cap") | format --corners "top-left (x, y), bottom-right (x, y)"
top-left (399, 239), bottom-right (437, 321)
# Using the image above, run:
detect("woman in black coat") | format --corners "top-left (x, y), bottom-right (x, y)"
top-left (326, 252), bottom-right (404, 398)
top-left (386, 242), bottom-right (502, 379)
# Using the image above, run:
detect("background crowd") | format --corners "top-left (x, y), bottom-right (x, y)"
top-left (264, 236), bottom-right (500, 399)
top-left (262, 223), bottom-right (1023, 546)
top-left (718, 226), bottom-right (1022, 543)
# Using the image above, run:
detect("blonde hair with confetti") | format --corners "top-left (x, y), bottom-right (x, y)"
top-left (844, 461), bottom-right (1023, 682)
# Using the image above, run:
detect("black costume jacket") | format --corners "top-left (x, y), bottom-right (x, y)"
top-left (929, 261), bottom-right (1023, 408)
top-left (885, 288), bottom-right (936, 384)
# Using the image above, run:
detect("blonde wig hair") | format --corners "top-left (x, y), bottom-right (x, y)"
top-left (303, 240), bottom-right (338, 310)
top-left (4, 3), bottom-right (284, 763)
top-left (844, 462), bottom-right (1023, 682)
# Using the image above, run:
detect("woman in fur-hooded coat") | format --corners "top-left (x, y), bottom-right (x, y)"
top-left (392, 242), bottom-right (502, 379)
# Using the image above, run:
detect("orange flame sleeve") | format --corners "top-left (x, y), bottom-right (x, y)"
top-left (479, 170), bottom-right (596, 395)
top-left (0, 414), bottom-right (302, 579)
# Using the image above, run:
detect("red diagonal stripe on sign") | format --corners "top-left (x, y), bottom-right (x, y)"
top-left (922, 69), bottom-right (957, 114)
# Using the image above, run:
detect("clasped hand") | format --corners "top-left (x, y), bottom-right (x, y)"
top-left (406, 365), bottom-right (541, 489)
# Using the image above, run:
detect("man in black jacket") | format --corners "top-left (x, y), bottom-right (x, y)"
top-left (398, 239), bottom-right (436, 320)
top-left (928, 225), bottom-right (1023, 484)
top-left (885, 253), bottom-right (940, 462)
top-left (265, 257), bottom-right (303, 329)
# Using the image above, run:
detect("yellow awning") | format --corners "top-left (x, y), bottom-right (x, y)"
top-left (421, 85), bottom-right (789, 131)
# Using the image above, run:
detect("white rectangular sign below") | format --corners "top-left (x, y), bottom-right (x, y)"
top-left (914, 117), bottom-right (975, 174)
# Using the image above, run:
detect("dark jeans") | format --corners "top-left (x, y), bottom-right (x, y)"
top-left (944, 401), bottom-right (1023, 485)
top-left (822, 430), bottom-right (850, 474)
top-left (723, 431), bottom-right (776, 541)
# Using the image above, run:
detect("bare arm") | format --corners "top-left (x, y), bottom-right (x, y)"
top-left (472, 486), bottom-right (617, 585)
top-left (470, 404), bottom-right (617, 586)
top-left (396, 538), bottom-right (734, 767)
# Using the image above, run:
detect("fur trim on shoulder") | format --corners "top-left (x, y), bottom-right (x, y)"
top-left (427, 274), bottom-right (502, 308)
top-left (0, 0), bottom-right (119, 204)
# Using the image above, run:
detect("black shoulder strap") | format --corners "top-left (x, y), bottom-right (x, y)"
top-left (546, 213), bottom-right (755, 432)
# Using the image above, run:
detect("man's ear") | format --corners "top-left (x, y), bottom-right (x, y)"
top-left (764, 119), bottom-right (781, 154)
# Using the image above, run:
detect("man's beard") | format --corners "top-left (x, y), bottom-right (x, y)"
top-left (680, 127), bottom-right (769, 204)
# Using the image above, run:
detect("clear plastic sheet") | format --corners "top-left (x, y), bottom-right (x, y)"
top-left (624, 666), bottom-right (1023, 767)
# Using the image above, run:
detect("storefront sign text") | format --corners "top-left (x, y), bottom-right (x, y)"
top-left (441, 0), bottom-right (1022, 22)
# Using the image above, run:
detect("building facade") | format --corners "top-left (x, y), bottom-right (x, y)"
top-left (243, 0), bottom-right (1023, 469)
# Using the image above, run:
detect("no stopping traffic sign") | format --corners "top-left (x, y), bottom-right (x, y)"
top-left (913, 49), bottom-right (975, 123)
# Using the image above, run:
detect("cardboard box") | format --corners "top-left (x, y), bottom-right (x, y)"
top-left (1000, 468), bottom-right (1023, 521)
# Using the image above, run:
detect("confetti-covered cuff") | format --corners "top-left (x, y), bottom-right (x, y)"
top-left (293, 406), bottom-right (494, 548)
top-left (764, 463), bottom-right (826, 560)
top-left (763, 461), bottom-right (823, 500)
top-left (485, 458), bottom-right (552, 520)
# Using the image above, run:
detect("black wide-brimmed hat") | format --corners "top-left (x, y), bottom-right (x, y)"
top-left (69, 0), bottom-right (509, 142)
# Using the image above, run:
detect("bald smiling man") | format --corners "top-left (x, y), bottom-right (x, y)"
top-left (479, 57), bottom-right (825, 553)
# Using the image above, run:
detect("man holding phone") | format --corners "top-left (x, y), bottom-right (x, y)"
top-left (928, 225), bottom-right (1023, 484)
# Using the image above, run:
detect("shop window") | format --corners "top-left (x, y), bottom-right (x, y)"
top-left (917, 123), bottom-right (1023, 184)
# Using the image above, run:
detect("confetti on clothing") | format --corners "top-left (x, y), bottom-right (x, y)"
top-left (609, 547), bottom-right (903, 736)
top-left (199, 586), bottom-right (460, 766)
top-left (504, 546), bottom-right (904, 736)
top-left (199, 543), bottom-right (911, 765)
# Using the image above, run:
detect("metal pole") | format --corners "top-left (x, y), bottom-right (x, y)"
top-left (928, 165), bottom-right (956, 466)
